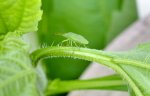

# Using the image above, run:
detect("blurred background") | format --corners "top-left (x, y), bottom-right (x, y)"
top-left (35, 0), bottom-right (150, 96)
top-left (38, 0), bottom-right (137, 79)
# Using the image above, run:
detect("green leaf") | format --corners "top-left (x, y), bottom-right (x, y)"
top-left (37, 0), bottom-right (137, 80)
top-left (0, 32), bottom-right (40, 96)
top-left (106, 0), bottom-right (138, 42)
top-left (31, 43), bottom-right (150, 96)
top-left (46, 74), bottom-right (127, 95)
top-left (109, 43), bottom-right (150, 96)
top-left (0, 0), bottom-right (42, 35)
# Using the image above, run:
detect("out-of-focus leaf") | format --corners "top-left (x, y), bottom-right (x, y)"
top-left (0, 32), bottom-right (40, 96)
top-left (106, 0), bottom-right (137, 42)
top-left (0, 0), bottom-right (42, 35)
top-left (38, 0), bottom-right (137, 80)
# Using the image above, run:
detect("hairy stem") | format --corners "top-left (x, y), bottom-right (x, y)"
top-left (30, 46), bottom-right (144, 96)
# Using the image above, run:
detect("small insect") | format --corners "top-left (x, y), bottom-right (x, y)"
top-left (59, 32), bottom-right (89, 47)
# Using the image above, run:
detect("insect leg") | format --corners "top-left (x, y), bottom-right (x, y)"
top-left (73, 41), bottom-right (78, 47)
top-left (68, 40), bottom-right (70, 46)
top-left (68, 39), bottom-right (72, 46)
top-left (60, 39), bottom-right (69, 46)
top-left (70, 40), bottom-right (73, 46)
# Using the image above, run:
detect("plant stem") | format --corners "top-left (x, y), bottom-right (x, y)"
top-left (30, 47), bottom-right (113, 66)
top-left (46, 74), bottom-right (127, 95)
top-left (30, 46), bottom-right (144, 96)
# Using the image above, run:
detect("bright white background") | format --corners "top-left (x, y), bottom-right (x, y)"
top-left (137, 0), bottom-right (150, 18)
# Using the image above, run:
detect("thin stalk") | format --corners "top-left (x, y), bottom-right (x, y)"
top-left (46, 74), bottom-right (127, 95)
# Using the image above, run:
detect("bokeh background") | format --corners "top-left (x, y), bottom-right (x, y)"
top-left (37, 0), bottom-right (138, 96)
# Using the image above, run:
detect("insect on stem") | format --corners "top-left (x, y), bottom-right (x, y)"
top-left (59, 32), bottom-right (89, 47)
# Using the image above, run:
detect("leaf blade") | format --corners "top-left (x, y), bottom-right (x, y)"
top-left (0, 32), bottom-right (39, 96)
top-left (0, 0), bottom-right (42, 35)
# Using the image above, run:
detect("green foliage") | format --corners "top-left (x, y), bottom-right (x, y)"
top-left (37, 0), bottom-right (137, 80)
top-left (0, 32), bottom-right (40, 96)
top-left (0, 0), bottom-right (43, 96)
top-left (31, 43), bottom-right (150, 96)
top-left (106, 0), bottom-right (137, 42)
top-left (0, 0), bottom-right (42, 35)
top-left (1, 0), bottom-right (149, 96)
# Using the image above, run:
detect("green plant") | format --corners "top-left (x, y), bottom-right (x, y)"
top-left (37, 0), bottom-right (137, 80)
top-left (1, 0), bottom-right (149, 96)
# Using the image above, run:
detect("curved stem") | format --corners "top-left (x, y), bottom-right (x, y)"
top-left (30, 47), bottom-right (113, 66)
top-left (31, 47), bottom-right (150, 70)
top-left (30, 46), bottom-right (145, 96)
